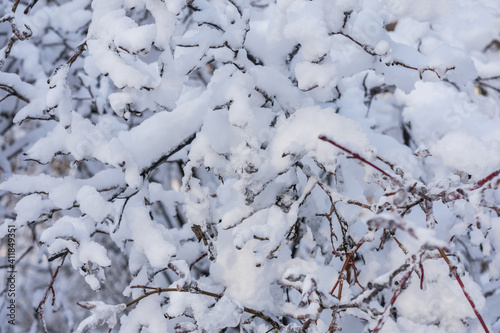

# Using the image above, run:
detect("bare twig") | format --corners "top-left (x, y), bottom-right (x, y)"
top-left (330, 232), bottom-right (372, 296)
top-left (24, 0), bottom-right (40, 14)
top-left (141, 132), bottom-right (197, 176)
top-left (36, 251), bottom-right (69, 333)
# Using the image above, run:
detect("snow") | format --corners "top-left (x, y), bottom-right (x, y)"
top-left (0, 72), bottom-right (37, 100)
top-left (143, 0), bottom-right (178, 50)
top-left (78, 241), bottom-right (111, 267)
top-left (375, 40), bottom-right (391, 55)
top-left (210, 230), bottom-right (284, 312)
top-left (271, 105), bottom-right (375, 172)
top-left (119, 193), bottom-right (177, 269)
top-left (2, 0), bottom-right (500, 332)
top-left (46, 64), bottom-right (73, 127)
top-left (197, 295), bottom-right (243, 331)
top-left (0, 173), bottom-right (62, 194)
top-left (84, 275), bottom-right (101, 292)
top-left (49, 0), bottom-right (91, 33)
top-left (295, 60), bottom-right (338, 94)
top-left (87, 39), bottom-right (158, 90)
top-left (401, 81), bottom-right (483, 144)
top-left (396, 260), bottom-right (485, 333)
top-left (283, 0), bottom-right (332, 61)
top-left (13, 194), bottom-right (52, 229)
top-left (426, 45), bottom-right (477, 84)
top-left (120, 296), bottom-right (168, 333)
top-left (76, 185), bottom-right (114, 222)
top-left (75, 301), bottom-right (126, 333)
top-left (430, 131), bottom-right (500, 179)
top-left (115, 24), bottom-right (156, 55)
top-left (112, 86), bottom-right (209, 186)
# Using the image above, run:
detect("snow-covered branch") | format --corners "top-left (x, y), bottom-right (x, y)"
top-left (1, 0), bottom-right (500, 332)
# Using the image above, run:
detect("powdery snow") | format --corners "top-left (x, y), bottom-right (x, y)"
top-left (1, 0), bottom-right (500, 332)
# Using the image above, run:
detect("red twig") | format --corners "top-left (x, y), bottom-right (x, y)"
top-left (190, 252), bottom-right (208, 269)
top-left (419, 262), bottom-right (424, 290)
top-left (373, 268), bottom-right (413, 332)
top-left (468, 169), bottom-right (500, 191)
top-left (319, 135), bottom-right (402, 186)
top-left (351, 257), bottom-right (365, 291)
top-left (438, 248), bottom-right (490, 333)
top-left (373, 255), bottom-right (419, 333)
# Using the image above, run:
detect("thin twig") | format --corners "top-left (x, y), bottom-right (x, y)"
top-left (329, 32), bottom-right (455, 80)
top-left (438, 248), bottom-right (490, 333)
top-left (127, 285), bottom-right (280, 329)
top-left (330, 235), bottom-right (369, 296)
top-left (468, 169), bottom-right (500, 191)
top-left (319, 135), bottom-right (401, 186)
top-left (36, 251), bottom-right (69, 333)
top-left (372, 257), bottom-right (416, 333)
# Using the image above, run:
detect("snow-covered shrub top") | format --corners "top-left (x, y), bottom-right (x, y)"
top-left (1, 0), bottom-right (500, 332)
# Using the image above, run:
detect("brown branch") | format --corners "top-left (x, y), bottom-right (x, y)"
top-left (330, 32), bottom-right (377, 55)
top-left (476, 75), bottom-right (500, 81)
top-left (331, 203), bottom-right (348, 247)
top-left (141, 132), bottom-right (197, 176)
top-left (330, 234), bottom-right (370, 296)
top-left (391, 235), bottom-right (408, 255)
top-left (127, 285), bottom-right (280, 329)
top-left (350, 256), bottom-right (365, 291)
top-left (300, 84), bottom-right (318, 92)
top-left (12, 0), bottom-right (21, 12)
top-left (476, 81), bottom-right (500, 93)
top-left (0, 16), bottom-right (33, 68)
top-left (199, 21), bottom-right (225, 32)
top-left (342, 11), bottom-right (352, 29)
top-left (189, 253), bottom-right (208, 269)
top-left (113, 189), bottom-right (140, 233)
top-left (399, 198), bottom-right (423, 217)
top-left (330, 32), bottom-right (455, 80)
top-left (0, 38), bottom-right (16, 68)
top-left (228, 0), bottom-right (242, 17)
top-left (67, 42), bottom-right (86, 67)
top-left (316, 204), bottom-right (341, 256)
top-left (36, 251), bottom-right (69, 333)
top-left (24, 0), bottom-right (40, 14)
top-left (0, 84), bottom-right (30, 103)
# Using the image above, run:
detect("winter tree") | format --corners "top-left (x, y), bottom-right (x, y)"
top-left (1, 0), bottom-right (500, 332)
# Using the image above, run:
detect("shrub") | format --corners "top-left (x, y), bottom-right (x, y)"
top-left (1, 0), bottom-right (499, 332)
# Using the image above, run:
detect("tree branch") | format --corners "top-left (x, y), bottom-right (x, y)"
top-left (127, 285), bottom-right (281, 330)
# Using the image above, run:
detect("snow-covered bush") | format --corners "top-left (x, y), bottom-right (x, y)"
top-left (1, 0), bottom-right (500, 332)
